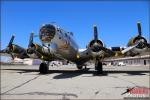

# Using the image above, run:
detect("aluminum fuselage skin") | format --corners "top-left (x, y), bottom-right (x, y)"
top-left (41, 25), bottom-right (79, 63)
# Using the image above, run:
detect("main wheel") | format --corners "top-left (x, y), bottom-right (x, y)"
top-left (95, 61), bottom-right (103, 74)
top-left (39, 62), bottom-right (49, 74)
top-left (77, 65), bottom-right (83, 70)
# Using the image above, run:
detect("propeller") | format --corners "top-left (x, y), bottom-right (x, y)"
top-left (28, 32), bottom-right (34, 48)
top-left (8, 35), bottom-right (15, 47)
top-left (123, 22), bottom-right (148, 54)
top-left (5, 35), bottom-right (15, 53)
top-left (27, 32), bottom-right (42, 56)
top-left (3, 35), bottom-right (15, 53)
top-left (137, 22), bottom-right (142, 36)
top-left (134, 22), bottom-right (148, 49)
top-left (1, 35), bottom-right (30, 59)
top-left (1, 35), bottom-right (15, 59)
top-left (121, 43), bottom-right (139, 54)
top-left (87, 25), bottom-right (104, 54)
top-left (7, 35), bottom-right (15, 59)
top-left (94, 25), bottom-right (98, 42)
top-left (27, 32), bottom-right (35, 54)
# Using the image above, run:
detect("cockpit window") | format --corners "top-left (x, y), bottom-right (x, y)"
top-left (39, 24), bottom-right (55, 43)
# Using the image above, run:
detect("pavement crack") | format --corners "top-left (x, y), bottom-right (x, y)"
top-left (109, 76), bottom-right (138, 86)
top-left (95, 91), bottom-right (99, 95)
top-left (4, 92), bottom-right (78, 98)
top-left (1, 75), bottom-right (40, 95)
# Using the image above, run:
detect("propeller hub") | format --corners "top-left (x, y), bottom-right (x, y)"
top-left (134, 36), bottom-right (147, 49)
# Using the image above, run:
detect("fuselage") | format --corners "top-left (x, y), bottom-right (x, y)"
top-left (39, 24), bottom-right (79, 62)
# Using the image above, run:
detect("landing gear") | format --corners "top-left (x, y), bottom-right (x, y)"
top-left (39, 62), bottom-right (49, 74)
top-left (95, 59), bottom-right (103, 74)
top-left (77, 65), bottom-right (83, 70)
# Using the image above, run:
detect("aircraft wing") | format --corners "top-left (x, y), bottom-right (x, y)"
top-left (78, 46), bottom-right (115, 61)
top-left (97, 46), bottom-right (115, 56)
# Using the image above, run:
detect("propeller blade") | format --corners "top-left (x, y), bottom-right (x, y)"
top-left (94, 25), bottom-right (98, 41)
top-left (137, 22), bottom-right (142, 36)
top-left (8, 35), bottom-right (15, 47)
top-left (121, 43), bottom-right (139, 54)
top-left (10, 53), bottom-right (15, 60)
top-left (28, 32), bottom-right (34, 48)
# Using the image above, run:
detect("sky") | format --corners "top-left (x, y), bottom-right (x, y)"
top-left (1, 0), bottom-right (150, 49)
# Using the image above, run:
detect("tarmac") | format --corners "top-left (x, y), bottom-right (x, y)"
top-left (0, 64), bottom-right (150, 99)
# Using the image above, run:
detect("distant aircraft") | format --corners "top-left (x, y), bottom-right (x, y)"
top-left (1, 22), bottom-right (149, 74)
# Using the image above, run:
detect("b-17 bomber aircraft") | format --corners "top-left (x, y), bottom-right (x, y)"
top-left (1, 22), bottom-right (149, 74)
top-left (26, 24), bottom-right (115, 74)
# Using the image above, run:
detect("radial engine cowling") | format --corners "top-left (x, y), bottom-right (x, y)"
top-left (127, 22), bottom-right (148, 49)
top-left (6, 44), bottom-right (25, 55)
top-left (87, 40), bottom-right (104, 52)
top-left (128, 36), bottom-right (147, 49)
top-left (27, 43), bottom-right (57, 61)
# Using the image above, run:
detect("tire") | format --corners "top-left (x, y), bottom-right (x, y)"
top-left (95, 61), bottom-right (103, 74)
top-left (39, 63), bottom-right (49, 74)
top-left (77, 65), bottom-right (83, 70)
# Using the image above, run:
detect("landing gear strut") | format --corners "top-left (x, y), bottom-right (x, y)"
top-left (39, 62), bottom-right (49, 74)
top-left (95, 59), bottom-right (103, 74)
top-left (77, 65), bottom-right (83, 70)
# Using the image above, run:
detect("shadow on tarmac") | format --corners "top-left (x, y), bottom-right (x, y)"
top-left (2, 68), bottom-right (149, 79)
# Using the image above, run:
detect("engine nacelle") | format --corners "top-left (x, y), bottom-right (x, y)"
top-left (128, 36), bottom-right (147, 49)
top-left (122, 22), bottom-right (149, 56)
top-left (87, 40), bottom-right (104, 57)
top-left (11, 45), bottom-right (26, 54)
top-left (125, 36), bottom-right (148, 56)
top-left (27, 43), bottom-right (57, 61)
top-left (3, 44), bottom-right (28, 59)
top-left (88, 40), bottom-right (103, 49)
top-left (27, 43), bottom-right (42, 59)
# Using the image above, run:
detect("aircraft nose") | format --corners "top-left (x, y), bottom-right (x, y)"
top-left (39, 24), bottom-right (56, 43)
